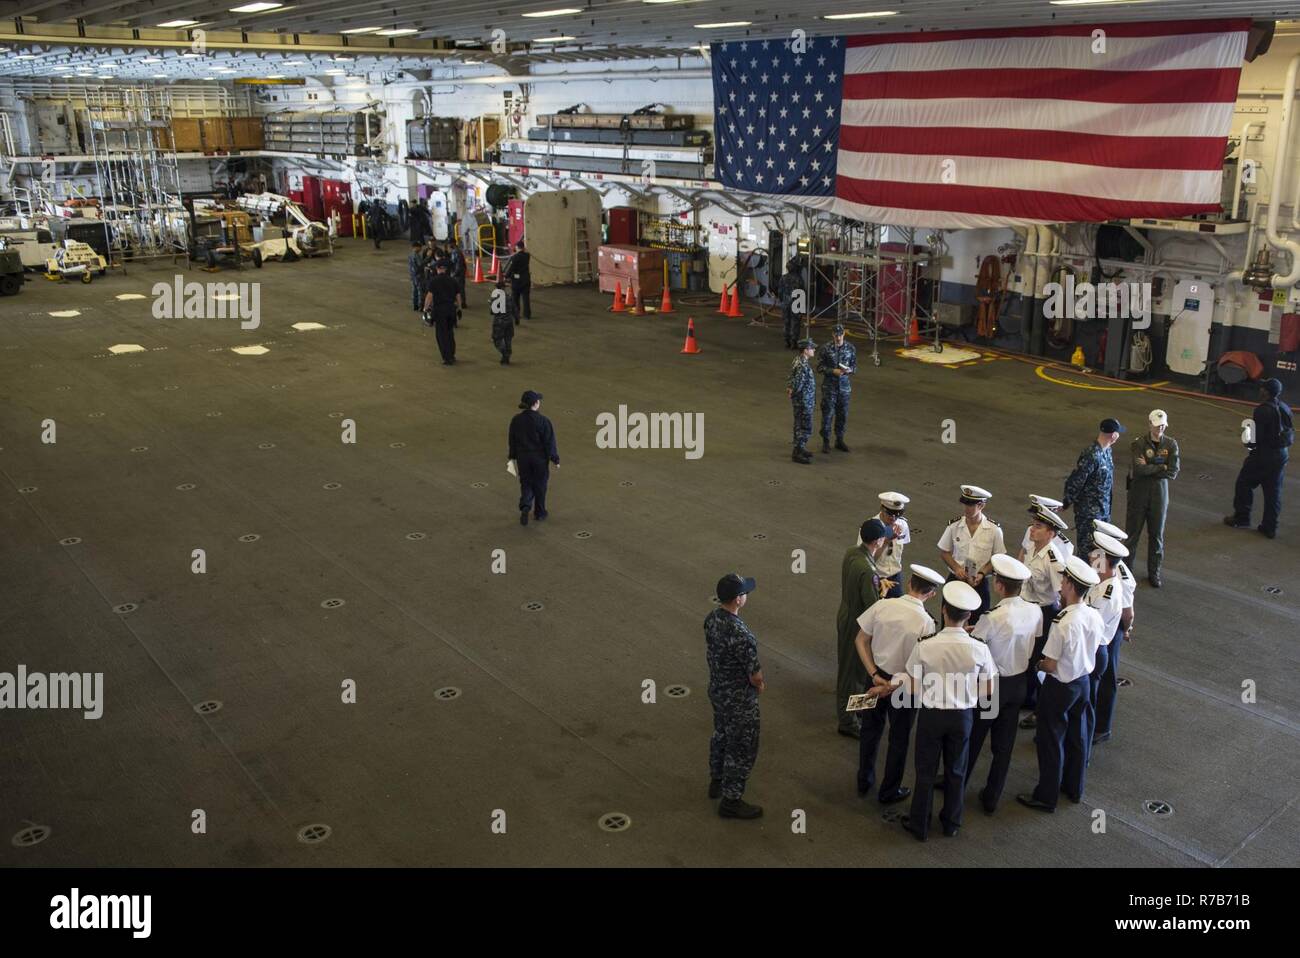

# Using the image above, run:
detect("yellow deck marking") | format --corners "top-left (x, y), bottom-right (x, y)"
top-left (1035, 365), bottom-right (1169, 392)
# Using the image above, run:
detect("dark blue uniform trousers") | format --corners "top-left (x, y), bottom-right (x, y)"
top-left (857, 689), bottom-right (914, 798)
top-left (884, 573), bottom-right (902, 598)
top-left (709, 696), bottom-right (760, 801)
top-left (966, 670), bottom-right (1027, 810)
top-left (907, 706), bottom-right (973, 839)
top-left (1094, 625), bottom-right (1123, 739)
top-left (1022, 601), bottom-right (1059, 711)
top-left (516, 456), bottom-right (550, 517)
top-left (1032, 674), bottom-right (1091, 808)
top-left (1231, 448), bottom-right (1288, 535)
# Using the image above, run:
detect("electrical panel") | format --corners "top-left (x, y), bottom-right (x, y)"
top-left (1165, 279), bottom-right (1215, 376)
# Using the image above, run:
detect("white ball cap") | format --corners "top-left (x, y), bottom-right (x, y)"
top-left (1149, 409), bottom-right (1168, 427)
top-left (879, 491), bottom-right (910, 511)
top-left (960, 484), bottom-right (992, 502)
top-left (990, 553), bottom-right (1031, 580)
top-left (1064, 554), bottom-right (1101, 587)
top-left (909, 563), bottom-right (946, 587)
top-left (942, 579), bottom-right (983, 611)
top-left (1028, 493), bottom-right (1064, 510)
top-left (1092, 519), bottom-right (1128, 540)
top-left (1092, 531), bottom-right (1130, 558)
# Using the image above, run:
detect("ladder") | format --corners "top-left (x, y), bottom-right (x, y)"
top-left (574, 217), bottom-right (593, 283)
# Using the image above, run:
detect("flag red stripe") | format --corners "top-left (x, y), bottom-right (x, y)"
top-left (835, 176), bottom-right (1220, 221)
top-left (838, 126), bottom-right (1226, 171)
top-left (842, 67), bottom-right (1242, 104)
top-left (845, 19), bottom-right (1251, 46)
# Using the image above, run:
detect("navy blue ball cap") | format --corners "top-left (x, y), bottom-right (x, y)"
top-left (1100, 417), bottom-right (1126, 434)
top-left (519, 390), bottom-right (543, 408)
top-left (716, 573), bottom-right (756, 603)
top-left (860, 517), bottom-right (894, 543)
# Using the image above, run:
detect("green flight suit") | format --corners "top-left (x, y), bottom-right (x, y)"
top-left (836, 544), bottom-right (884, 732)
top-left (1126, 433), bottom-right (1180, 576)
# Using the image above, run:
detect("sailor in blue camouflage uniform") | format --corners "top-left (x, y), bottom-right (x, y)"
top-left (779, 259), bottom-right (804, 349)
top-left (704, 573), bottom-right (766, 820)
top-left (816, 324), bottom-right (857, 453)
top-left (1062, 418), bottom-right (1125, 557)
top-left (787, 337), bottom-right (817, 464)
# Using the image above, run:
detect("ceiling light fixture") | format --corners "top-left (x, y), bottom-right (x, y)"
top-left (230, 2), bottom-right (284, 11)
top-left (823, 10), bottom-right (898, 18)
top-left (1048, 0), bottom-right (1154, 5)
top-left (694, 21), bottom-right (752, 28)
top-left (376, 28), bottom-right (419, 35)
top-left (157, 19), bottom-right (200, 27)
top-left (522, 8), bottom-right (581, 16)
top-left (533, 36), bottom-right (577, 43)
top-left (340, 26), bottom-right (382, 34)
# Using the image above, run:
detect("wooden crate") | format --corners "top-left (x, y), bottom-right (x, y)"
top-left (168, 118), bottom-right (204, 151)
top-left (200, 117), bottom-right (234, 150)
top-left (541, 112), bottom-right (693, 131)
top-left (230, 117), bottom-right (263, 150)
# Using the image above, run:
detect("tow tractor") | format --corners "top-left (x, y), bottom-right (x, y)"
top-left (0, 241), bottom-right (24, 296)
top-left (44, 241), bottom-right (108, 284)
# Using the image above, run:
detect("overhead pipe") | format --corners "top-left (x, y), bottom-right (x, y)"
top-left (1264, 53), bottom-right (1300, 288)
top-left (1235, 120), bottom-right (1262, 220)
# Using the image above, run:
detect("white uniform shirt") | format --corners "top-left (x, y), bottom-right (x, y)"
top-left (937, 514), bottom-right (1006, 575)
top-left (1086, 573), bottom-right (1125, 645)
top-left (1020, 527), bottom-right (1074, 562)
top-left (1042, 602), bottom-right (1105, 683)
top-left (904, 627), bottom-right (998, 709)
top-left (873, 515), bottom-right (911, 578)
top-left (1116, 561), bottom-right (1136, 610)
top-left (1022, 541), bottom-right (1066, 606)
top-left (856, 593), bottom-right (935, 676)
top-left (972, 595), bottom-right (1043, 677)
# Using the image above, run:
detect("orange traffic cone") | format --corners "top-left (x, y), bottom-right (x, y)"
top-left (658, 285), bottom-right (675, 314)
top-left (487, 248), bottom-right (498, 278)
top-left (680, 317), bottom-right (701, 354)
top-left (610, 281), bottom-right (625, 312)
top-left (624, 284), bottom-right (636, 307)
top-left (908, 315), bottom-right (922, 345)
top-left (716, 284), bottom-right (730, 314)
top-left (630, 290), bottom-right (646, 315)
top-left (473, 256), bottom-right (485, 284)
top-left (726, 284), bottom-right (743, 317)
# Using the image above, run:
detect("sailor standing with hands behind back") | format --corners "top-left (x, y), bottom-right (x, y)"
top-left (937, 485), bottom-right (1005, 625)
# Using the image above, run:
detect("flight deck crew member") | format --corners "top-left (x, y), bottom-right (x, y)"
top-left (779, 259), bottom-right (804, 349)
top-left (423, 259), bottom-right (462, 365)
top-left (704, 573), bottom-right (765, 820)
top-left (967, 554), bottom-right (1039, 814)
top-left (815, 324), bottom-right (856, 453)
top-left (937, 484), bottom-right (1005, 625)
top-left (1225, 378), bottom-right (1293, 539)
top-left (1018, 494), bottom-right (1073, 562)
top-left (508, 390), bottom-right (560, 526)
top-left (408, 241), bottom-right (425, 311)
top-left (836, 518), bottom-right (893, 738)
top-left (853, 563), bottom-right (944, 804)
top-left (787, 337), bottom-right (817, 464)
top-left (507, 240), bottom-right (531, 322)
top-left (1089, 531), bottom-right (1133, 746)
top-left (1018, 504), bottom-right (1070, 728)
top-left (871, 580), bottom-right (994, 841)
top-left (1017, 555), bottom-right (1105, 812)
top-left (1127, 409), bottom-right (1180, 587)
top-left (873, 492), bottom-right (911, 598)
top-left (1062, 418), bottom-right (1125, 557)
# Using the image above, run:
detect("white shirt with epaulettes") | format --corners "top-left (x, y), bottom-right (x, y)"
top-left (873, 515), bottom-right (911, 579)
top-left (1041, 602), bottom-right (1106, 684)
top-left (1022, 541), bottom-right (1066, 606)
top-left (856, 593), bottom-right (934, 676)
top-left (1020, 528), bottom-right (1074, 563)
top-left (937, 514), bottom-right (1006, 575)
top-left (1086, 572), bottom-right (1125, 644)
top-left (903, 626), bottom-right (998, 709)
top-left (972, 596), bottom-right (1043, 677)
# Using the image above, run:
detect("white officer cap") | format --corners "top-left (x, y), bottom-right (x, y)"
top-left (1063, 554), bottom-right (1101, 587)
top-left (1092, 531), bottom-right (1129, 559)
top-left (1092, 519), bottom-right (1128, 540)
top-left (1028, 493), bottom-right (1064, 510)
top-left (1149, 409), bottom-right (1168, 427)
top-left (909, 563), bottom-right (946, 588)
top-left (959, 484), bottom-right (992, 503)
top-left (942, 580), bottom-right (983, 611)
top-left (1030, 505), bottom-right (1069, 532)
top-left (990, 553), bottom-right (1031, 581)
top-left (879, 491), bottom-right (910, 512)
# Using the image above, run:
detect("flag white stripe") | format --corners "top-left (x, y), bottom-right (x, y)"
top-left (840, 98), bottom-right (1234, 140)
top-left (835, 151), bottom-right (1222, 204)
top-left (802, 193), bottom-right (1057, 229)
top-left (845, 31), bottom-right (1247, 75)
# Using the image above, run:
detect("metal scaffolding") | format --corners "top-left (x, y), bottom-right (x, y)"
top-left (84, 88), bottom-right (189, 267)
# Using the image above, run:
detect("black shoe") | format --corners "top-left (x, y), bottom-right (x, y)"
top-left (1258, 526), bottom-right (1277, 539)
top-left (1016, 794), bottom-right (1055, 813)
top-left (500, 358), bottom-right (508, 365)
top-left (792, 448), bottom-right (810, 464)
top-left (718, 798), bottom-right (763, 819)
top-left (837, 725), bottom-right (861, 740)
top-left (878, 787), bottom-right (912, 805)
top-left (1092, 732), bottom-right (1111, 745)
top-left (834, 438), bottom-right (849, 452)
top-left (1148, 572), bottom-right (1162, 588)
top-left (708, 779), bottom-right (722, 799)
top-left (520, 510), bottom-right (529, 526)
top-left (899, 815), bottom-right (926, 842)
top-left (534, 511), bottom-right (548, 521)
top-left (942, 824), bottom-right (960, 838)
top-left (1064, 792), bottom-right (1082, 804)
top-left (1223, 516), bottom-right (1250, 529)
top-left (821, 437), bottom-right (831, 454)
top-left (1019, 714), bottom-right (1037, 730)
top-left (442, 360), bottom-right (452, 366)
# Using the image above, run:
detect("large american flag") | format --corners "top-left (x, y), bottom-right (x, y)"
top-left (711, 20), bottom-right (1249, 229)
